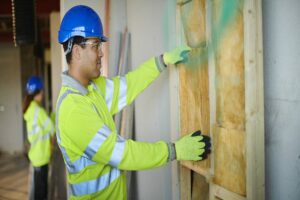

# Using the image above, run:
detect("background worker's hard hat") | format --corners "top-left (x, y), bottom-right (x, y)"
top-left (26, 76), bottom-right (43, 95)
top-left (58, 5), bottom-right (108, 44)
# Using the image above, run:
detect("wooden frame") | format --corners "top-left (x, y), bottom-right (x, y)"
top-left (244, 0), bottom-right (264, 199)
top-left (173, 0), bottom-right (265, 199)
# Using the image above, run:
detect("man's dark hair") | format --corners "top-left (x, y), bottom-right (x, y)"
top-left (62, 36), bottom-right (87, 64)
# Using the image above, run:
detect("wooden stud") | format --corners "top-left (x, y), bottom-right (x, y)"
top-left (244, 0), bottom-right (265, 199)
top-left (180, 165), bottom-right (192, 200)
top-left (212, 184), bottom-right (246, 200)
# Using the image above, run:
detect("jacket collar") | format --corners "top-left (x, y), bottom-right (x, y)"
top-left (61, 71), bottom-right (89, 95)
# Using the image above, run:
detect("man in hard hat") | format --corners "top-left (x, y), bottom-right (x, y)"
top-left (56, 5), bottom-right (211, 199)
top-left (23, 76), bottom-right (55, 200)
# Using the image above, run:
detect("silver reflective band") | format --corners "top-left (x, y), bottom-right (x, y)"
top-left (56, 90), bottom-right (96, 174)
top-left (28, 125), bottom-right (41, 136)
top-left (55, 90), bottom-right (96, 174)
top-left (67, 156), bottom-right (96, 174)
top-left (43, 117), bottom-right (51, 129)
top-left (105, 79), bottom-right (114, 110)
top-left (70, 167), bottom-right (121, 196)
top-left (84, 125), bottom-right (112, 158)
top-left (28, 115), bottom-right (51, 137)
top-left (118, 77), bottom-right (127, 111)
top-left (56, 90), bottom-right (113, 174)
top-left (30, 132), bottom-right (51, 146)
top-left (108, 135), bottom-right (126, 167)
top-left (28, 106), bottom-right (40, 136)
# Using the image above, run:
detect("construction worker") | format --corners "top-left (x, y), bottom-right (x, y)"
top-left (23, 76), bottom-right (55, 200)
top-left (56, 5), bottom-right (211, 199)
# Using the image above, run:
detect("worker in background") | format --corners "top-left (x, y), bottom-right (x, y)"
top-left (56, 5), bottom-right (211, 199)
top-left (23, 76), bottom-right (55, 200)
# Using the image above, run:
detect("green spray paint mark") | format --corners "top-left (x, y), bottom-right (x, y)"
top-left (179, 0), bottom-right (243, 68)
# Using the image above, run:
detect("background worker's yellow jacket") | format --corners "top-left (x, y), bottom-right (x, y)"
top-left (56, 56), bottom-right (171, 199)
top-left (24, 101), bottom-right (55, 167)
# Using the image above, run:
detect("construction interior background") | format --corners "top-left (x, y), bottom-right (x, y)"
top-left (0, 0), bottom-right (300, 199)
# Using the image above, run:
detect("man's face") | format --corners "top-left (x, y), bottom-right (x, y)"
top-left (79, 38), bottom-right (103, 80)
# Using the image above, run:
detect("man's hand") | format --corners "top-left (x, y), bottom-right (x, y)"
top-left (175, 130), bottom-right (211, 161)
top-left (163, 45), bottom-right (191, 65)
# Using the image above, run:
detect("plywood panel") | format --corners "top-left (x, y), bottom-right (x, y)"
top-left (179, 49), bottom-right (210, 172)
top-left (192, 172), bottom-right (209, 200)
top-left (213, 0), bottom-right (246, 196)
top-left (179, 0), bottom-right (210, 174)
top-left (180, 0), bottom-right (206, 48)
top-left (177, 0), bottom-right (263, 199)
top-left (213, 126), bottom-right (246, 196)
top-left (179, 1), bottom-right (210, 199)
top-left (214, 0), bottom-right (245, 130)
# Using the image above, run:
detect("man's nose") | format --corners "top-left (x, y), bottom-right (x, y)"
top-left (98, 47), bottom-right (104, 57)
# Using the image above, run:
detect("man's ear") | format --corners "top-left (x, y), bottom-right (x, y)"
top-left (72, 44), bottom-right (82, 61)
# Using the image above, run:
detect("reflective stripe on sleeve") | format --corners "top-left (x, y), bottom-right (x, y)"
top-left (108, 135), bottom-right (126, 167)
top-left (105, 79), bottom-right (114, 110)
top-left (30, 132), bottom-right (51, 146)
top-left (28, 107), bottom-right (40, 136)
top-left (56, 90), bottom-right (115, 174)
top-left (28, 112), bottom-right (52, 137)
top-left (84, 125), bottom-right (112, 159)
top-left (70, 167), bottom-right (121, 196)
top-left (118, 77), bottom-right (127, 111)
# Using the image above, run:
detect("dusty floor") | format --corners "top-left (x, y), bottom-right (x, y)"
top-left (0, 154), bottom-right (29, 200)
top-left (0, 143), bottom-right (67, 200)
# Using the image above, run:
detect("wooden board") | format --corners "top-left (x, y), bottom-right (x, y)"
top-left (244, 0), bottom-right (265, 199)
top-left (176, 0), bottom-right (264, 199)
top-left (192, 171), bottom-right (209, 200)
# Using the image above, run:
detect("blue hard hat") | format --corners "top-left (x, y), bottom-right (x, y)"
top-left (58, 5), bottom-right (108, 43)
top-left (26, 76), bottom-right (43, 95)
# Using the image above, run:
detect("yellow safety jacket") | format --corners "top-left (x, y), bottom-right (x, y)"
top-left (24, 101), bottom-right (55, 167)
top-left (56, 56), bottom-right (173, 199)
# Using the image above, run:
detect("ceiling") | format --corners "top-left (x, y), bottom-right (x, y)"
top-left (0, 0), bottom-right (59, 46)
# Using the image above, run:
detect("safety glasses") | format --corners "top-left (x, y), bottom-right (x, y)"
top-left (79, 41), bottom-right (103, 51)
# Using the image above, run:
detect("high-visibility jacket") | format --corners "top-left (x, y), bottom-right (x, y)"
top-left (56, 56), bottom-right (172, 199)
top-left (24, 101), bottom-right (55, 167)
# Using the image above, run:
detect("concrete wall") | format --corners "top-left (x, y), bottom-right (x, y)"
top-left (50, 12), bottom-right (62, 111)
top-left (126, 0), bottom-right (177, 199)
top-left (0, 44), bottom-right (23, 154)
top-left (108, 0), bottom-right (127, 77)
top-left (263, 0), bottom-right (300, 199)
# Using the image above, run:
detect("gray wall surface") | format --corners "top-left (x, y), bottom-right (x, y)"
top-left (50, 12), bottom-right (62, 112)
top-left (0, 44), bottom-right (23, 154)
top-left (263, 1), bottom-right (300, 199)
top-left (126, 0), bottom-right (176, 199)
top-left (108, 0), bottom-right (127, 77)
